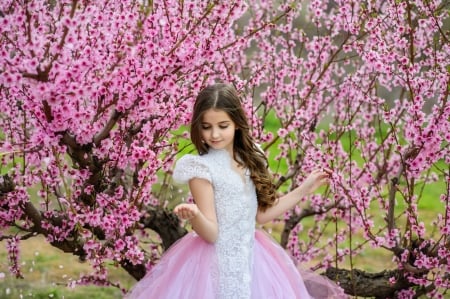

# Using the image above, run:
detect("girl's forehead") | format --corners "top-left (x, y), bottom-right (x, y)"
top-left (201, 108), bottom-right (233, 122)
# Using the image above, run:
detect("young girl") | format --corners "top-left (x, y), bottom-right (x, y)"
top-left (126, 83), bottom-right (346, 298)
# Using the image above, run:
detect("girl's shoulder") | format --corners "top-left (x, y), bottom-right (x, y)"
top-left (173, 149), bottom-right (231, 183)
top-left (172, 153), bottom-right (213, 184)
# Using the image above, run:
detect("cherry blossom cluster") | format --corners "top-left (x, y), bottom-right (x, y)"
top-left (0, 0), bottom-right (249, 290)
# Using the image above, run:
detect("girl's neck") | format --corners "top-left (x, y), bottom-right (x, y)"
top-left (209, 147), bottom-right (234, 157)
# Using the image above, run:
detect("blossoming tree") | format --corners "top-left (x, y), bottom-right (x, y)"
top-left (0, 0), bottom-right (449, 298)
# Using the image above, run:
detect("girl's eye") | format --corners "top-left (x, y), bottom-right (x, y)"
top-left (201, 125), bottom-right (228, 129)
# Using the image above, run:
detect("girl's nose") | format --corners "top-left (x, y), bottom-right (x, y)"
top-left (211, 127), bottom-right (220, 138)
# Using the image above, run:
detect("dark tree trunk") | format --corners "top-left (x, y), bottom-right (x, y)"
top-left (121, 261), bottom-right (148, 281)
top-left (141, 206), bottom-right (188, 250)
top-left (324, 267), bottom-right (413, 298)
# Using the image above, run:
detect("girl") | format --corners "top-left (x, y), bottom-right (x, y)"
top-left (126, 83), bottom-right (345, 298)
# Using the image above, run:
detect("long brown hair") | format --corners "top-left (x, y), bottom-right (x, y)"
top-left (190, 83), bottom-right (276, 211)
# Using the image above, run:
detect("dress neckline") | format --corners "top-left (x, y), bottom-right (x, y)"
top-left (208, 148), bottom-right (248, 185)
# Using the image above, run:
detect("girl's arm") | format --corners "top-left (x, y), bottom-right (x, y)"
top-left (256, 169), bottom-right (331, 224)
top-left (174, 178), bottom-right (218, 243)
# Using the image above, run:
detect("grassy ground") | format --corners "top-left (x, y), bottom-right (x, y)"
top-left (0, 235), bottom-right (135, 298)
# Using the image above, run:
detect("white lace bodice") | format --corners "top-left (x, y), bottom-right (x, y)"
top-left (173, 148), bottom-right (258, 299)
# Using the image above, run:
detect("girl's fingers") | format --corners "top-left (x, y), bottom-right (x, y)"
top-left (174, 204), bottom-right (198, 220)
top-left (323, 168), bottom-right (333, 175)
top-left (311, 168), bottom-right (333, 177)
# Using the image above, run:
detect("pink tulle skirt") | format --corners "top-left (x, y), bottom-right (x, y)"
top-left (126, 230), bottom-right (346, 299)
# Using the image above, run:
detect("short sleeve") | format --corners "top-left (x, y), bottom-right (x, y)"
top-left (172, 154), bottom-right (212, 184)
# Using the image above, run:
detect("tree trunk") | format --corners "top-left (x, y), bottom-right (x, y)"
top-left (141, 206), bottom-right (187, 250)
top-left (324, 267), bottom-right (413, 298)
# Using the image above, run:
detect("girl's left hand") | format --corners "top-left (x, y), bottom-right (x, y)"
top-left (174, 203), bottom-right (200, 220)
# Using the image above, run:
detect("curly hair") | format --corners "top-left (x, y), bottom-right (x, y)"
top-left (190, 83), bottom-right (277, 211)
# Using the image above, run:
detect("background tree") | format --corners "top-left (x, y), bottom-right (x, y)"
top-left (1, 0), bottom-right (449, 298)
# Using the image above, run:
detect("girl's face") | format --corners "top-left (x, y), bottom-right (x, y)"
top-left (200, 108), bottom-right (236, 154)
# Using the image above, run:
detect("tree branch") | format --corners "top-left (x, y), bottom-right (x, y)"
top-left (93, 110), bottom-right (122, 146)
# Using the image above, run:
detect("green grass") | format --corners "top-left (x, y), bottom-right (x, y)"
top-left (0, 235), bottom-right (135, 298)
top-left (0, 282), bottom-right (122, 299)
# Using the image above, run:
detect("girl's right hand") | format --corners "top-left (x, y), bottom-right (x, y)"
top-left (301, 168), bottom-right (332, 195)
top-left (174, 203), bottom-right (200, 220)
